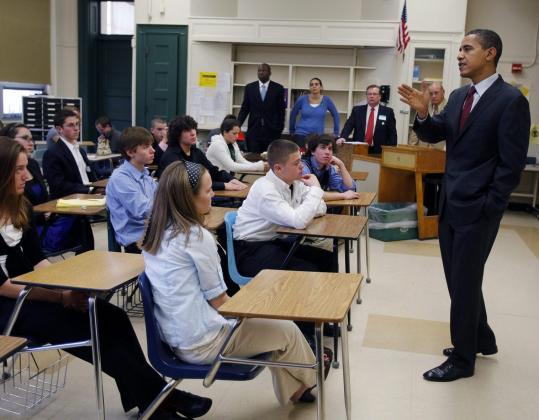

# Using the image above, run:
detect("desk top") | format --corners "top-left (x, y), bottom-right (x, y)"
top-left (87, 153), bottom-right (122, 162)
top-left (276, 214), bottom-right (367, 240)
top-left (235, 170), bottom-right (265, 177)
top-left (213, 185), bottom-right (250, 199)
top-left (12, 250), bottom-right (144, 292)
top-left (0, 336), bottom-right (28, 362)
top-left (524, 164), bottom-right (539, 173)
top-left (91, 178), bottom-right (109, 188)
top-left (219, 269), bottom-right (362, 323)
top-left (33, 194), bottom-right (106, 215)
top-left (324, 191), bottom-right (377, 207)
top-left (204, 207), bottom-right (235, 231)
top-left (350, 171), bottom-right (369, 181)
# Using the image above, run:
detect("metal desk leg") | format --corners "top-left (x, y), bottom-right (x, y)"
top-left (88, 296), bottom-right (105, 420)
top-left (354, 207), bottom-right (363, 305)
top-left (364, 206), bottom-right (372, 284)
top-left (533, 172), bottom-right (539, 208)
top-left (3, 287), bottom-right (32, 335)
top-left (315, 323), bottom-right (325, 420)
top-left (340, 320), bottom-right (352, 420)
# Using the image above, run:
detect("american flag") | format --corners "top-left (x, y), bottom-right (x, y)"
top-left (396, 0), bottom-right (410, 54)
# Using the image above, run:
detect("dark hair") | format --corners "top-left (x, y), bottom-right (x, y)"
top-left (168, 115), bottom-right (198, 146)
top-left (310, 77), bottom-right (323, 87)
top-left (304, 134), bottom-right (336, 157)
top-left (220, 118), bottom-right (241, 135)
top-left (222, 114), bottom-right (236, 122)
top-left (54, 109), bottom-right (78, 128)
top-left (366, 84), bottom-right (381, 93)
top-left (0, 123), bottom-right (27, 138)
top-left (142, 161), bottom-right (207, 254)
top-left (466, 29), bottom-right (503, 66)
top-left (95, 116), bottom-right (112, 127)
top-left (119, 127), bottom-right (153, 159)
top-left (0, 137), bottom-right (29, 229)
top-left (267, 139), bottom-right (299, 168)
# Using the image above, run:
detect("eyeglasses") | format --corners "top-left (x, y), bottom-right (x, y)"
top-left (15, 135), bottom-right (33, 141)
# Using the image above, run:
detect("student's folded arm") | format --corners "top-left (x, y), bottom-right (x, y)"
top-left (258, 187), bottom-right (324, 229)
top-left (299, 183), bottom-right (326, 216)
top-left (186, 230), bottom-right (228, 302)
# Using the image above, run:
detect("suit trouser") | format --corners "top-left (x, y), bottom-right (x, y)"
top-left (175, 318), bottom-right (317, 405)
top-left (438, 213), bottom-right (501, 368)
top-left (0, 298), bottom-right (165, 413)
top-left (245, 130), bottom-right (280, 153)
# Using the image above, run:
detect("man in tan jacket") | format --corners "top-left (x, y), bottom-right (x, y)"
top-left (409, 82), bottom-right (447, 149)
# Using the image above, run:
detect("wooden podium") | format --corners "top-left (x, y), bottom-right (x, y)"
top-left (378, 145), bottom-right (445, 239)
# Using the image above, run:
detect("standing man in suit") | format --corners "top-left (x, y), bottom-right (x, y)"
top-left (43, 109), bottom-right (97, 199)
top-left (238, 63), bottom-right (286, 153)
top-left (336, 84), bottom-right (397, 154)
top-left (398, 29), bottom-right (530, 381)
top-left (409, 82), bottom-right (447, 149)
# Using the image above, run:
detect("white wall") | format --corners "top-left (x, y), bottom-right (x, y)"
top-left (135, 0), bottom-right (190, 25)
top-left (408, 0), bottom-right (468, 33)
top-left (50, 0), bottom-right (78, 97)
top-left (191, 0), bottom-right (237, 17)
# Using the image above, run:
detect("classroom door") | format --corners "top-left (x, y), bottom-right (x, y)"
top-left (97, 36), bottom-right (132, 131)
top-left (136, 25), bottom-right (188, 129)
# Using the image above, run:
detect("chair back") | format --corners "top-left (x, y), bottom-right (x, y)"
top-left (138, 272), bottom-right (265, 380)
top-left (224, 212), bottom-right (252, 286)
top-left (106, 209), bottom-right (122, 252)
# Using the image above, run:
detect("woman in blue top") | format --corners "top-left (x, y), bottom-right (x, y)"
top-left (289, 78), bottom-right (340, 148)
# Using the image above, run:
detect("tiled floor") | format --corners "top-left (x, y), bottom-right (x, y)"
top-left (3, 210), bottom-right (539, 419)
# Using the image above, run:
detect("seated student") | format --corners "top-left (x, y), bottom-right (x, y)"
top-left (106, 127), bottom-right (157, 254)
top-left (302, 134), bottom-right (359, 202)
top-left (95, 115), bottom-right (122, 154)
top-left (142, 161), bottom-right (318, 405)
top-left (0, 138), bottom-right (212, 420)
top-left (156, 115), bottom-right (247, 192)
top-left (233, 139), bottom-right (337, 277)
top-left (43, 109), bottom-right (96, 199)
top-left (47, 106), bottom-right (81, 150)
top-left (0, 125), bottom-right (86, 254)
top-left (150, 117), bottom-right (168, 167)
top-left (206, 118), bottom-right (268, 174)
top-left (205, 113), bottom-right (236, 151)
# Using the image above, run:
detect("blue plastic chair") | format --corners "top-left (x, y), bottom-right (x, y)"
top-left (137, 272), bottom-right (267, 419)
top-left (224, 211), bottom-right (252, 286)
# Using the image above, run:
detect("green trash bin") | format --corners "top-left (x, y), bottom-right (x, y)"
top-left (368, 202), bottom-right (427, 241)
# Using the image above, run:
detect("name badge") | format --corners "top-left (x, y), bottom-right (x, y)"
top-left (378, 115), bottom-right (387, 121)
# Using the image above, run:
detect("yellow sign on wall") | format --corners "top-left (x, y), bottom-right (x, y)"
top-left (198, 72), bottom-right (217, 88)
top-left (530, 124), bottom-right (539, 145)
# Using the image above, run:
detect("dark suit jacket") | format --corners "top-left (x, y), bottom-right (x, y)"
top-left (413, 76), bottom-right (530, 226)
top-left (42, 140), bottom-right (97, 199)
top-left (156, 144), bottom-right (233, 190)
top-left (340, 104), bottom-right (397, 154)
top-left (237, 80), bottom-right (286, 149)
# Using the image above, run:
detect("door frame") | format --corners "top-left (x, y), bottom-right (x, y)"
top-left (135, 25), bottom-right (188, 127)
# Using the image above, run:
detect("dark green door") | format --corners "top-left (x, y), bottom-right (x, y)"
top-left (97, 36), bottom-right (132, 131)
top-left (136, 25), bottom-right (188, 128)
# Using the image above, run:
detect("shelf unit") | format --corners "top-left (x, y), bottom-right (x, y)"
top-left (23, 96), bottom-right (82, 141)
top-left (231, 60), bottom-right (377, 134)
top-left (408, 48), bottom-right (445, 142)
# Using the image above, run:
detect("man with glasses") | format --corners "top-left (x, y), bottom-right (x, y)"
top-left (43, 109), bottom-right (97, 199)
top-left (337, 84), bottom-right (397, 155)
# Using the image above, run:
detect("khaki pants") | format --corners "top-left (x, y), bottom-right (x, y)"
top-left (174, 318), bottom-right (317, 405)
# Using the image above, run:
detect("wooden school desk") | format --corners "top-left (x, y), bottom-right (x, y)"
top-left (0, 335), bottom-right (28, 363)
top-left (4, 251), bottom-right (144, 420)
top-left (218, 269), bottom-right (362, 420)
top-left (204, 207), bottom-right (236, 231)
top-left (212, 185), bottom-right (251, 200)
top-left (325, 191), bottom-right (377, 287)
top-left (33, 194), bottom-right (106, 216)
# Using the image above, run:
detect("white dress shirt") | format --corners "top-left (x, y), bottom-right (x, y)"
top-left (469, 73), bottom-right (500, 111)
top-left (206, 134), bottom-right (265, 172)
top-left (143, 226), bottom-right (231, 351)
top-left (60, 138), bottom-right (90, 185)
top-left (233, 170), bottom-right (326, 241)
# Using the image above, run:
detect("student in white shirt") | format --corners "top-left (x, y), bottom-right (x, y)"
top-left (233, 139), bottom-right (337, 277)
top-left (206, 118), bottom-right (268, 174)
top-left (142, 160), bottom-right (318, 405)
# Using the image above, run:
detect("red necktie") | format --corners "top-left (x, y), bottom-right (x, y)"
top-left (365, 107), bottom-right (375, 145)
top-left (459, 86), bottom-right (476, 130)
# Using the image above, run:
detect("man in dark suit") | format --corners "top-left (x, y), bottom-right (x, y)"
top-left (399, 29), bottom-right (530, 381)
top-left (43, 109), bottom-right (97, 199)
top-left (237, 63), bottom-right (286, 152)
top-left (337, 84), bottom-right (397, 154)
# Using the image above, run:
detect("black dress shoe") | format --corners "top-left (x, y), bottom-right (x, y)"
top-left (163, 389), bottom-right (212, 418)
top-left (442, 346), bottom-right (498, 357)
top-left (423, 360), bottom-right (474, 382)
